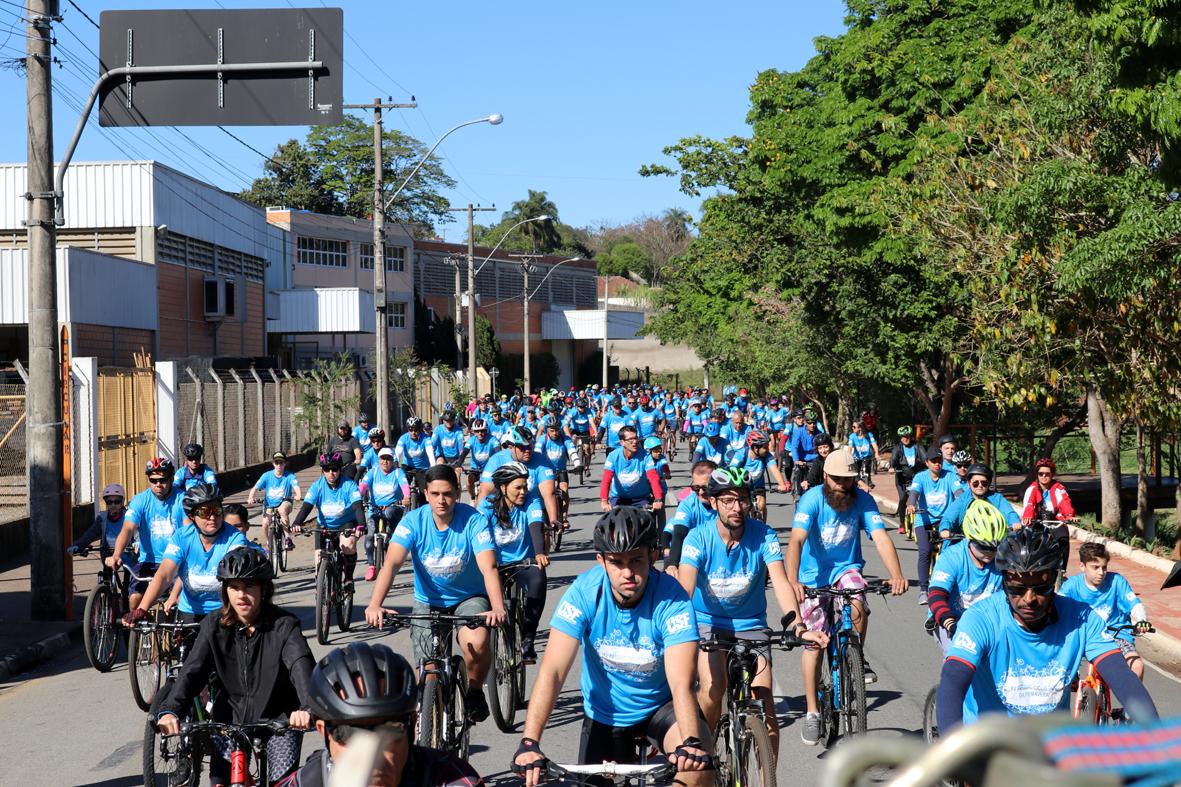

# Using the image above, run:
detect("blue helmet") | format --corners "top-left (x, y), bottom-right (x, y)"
top-left (704, 422), bottom-right (721, 438)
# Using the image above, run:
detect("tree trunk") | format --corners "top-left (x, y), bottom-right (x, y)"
top-left (833, 393), bottom-right (851, 438)
top-left (1174, 476), bottom-right (1181, 559)
top-left (1086, 386), bottom-right (1123, 529)
top-left (1020, 405), bottom-right (1088, 486)
top-left (1134, 417), bottom-right (1154, 541)
top-left (806, 393), bottom-right (831, 434)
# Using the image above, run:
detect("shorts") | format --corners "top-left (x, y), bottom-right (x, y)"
top-left (800, 568), bottom-right (869, 636)
top-left (697, 624), bottom-right (772, 659)
top-left (410, 596), bottom-right (491, 665)
top-left (579, 698), bottom-right (703, 766)
top-left (1117, 638), bottom-right (1138, 658)
top-left (131, 562), bottom-right (159, 595)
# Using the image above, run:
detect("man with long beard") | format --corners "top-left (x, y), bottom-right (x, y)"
top-left (785, 448), bottom-right (909, 746)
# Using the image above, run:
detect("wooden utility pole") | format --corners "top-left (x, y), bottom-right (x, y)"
top-left (447, 204), bottom-right (494, 394)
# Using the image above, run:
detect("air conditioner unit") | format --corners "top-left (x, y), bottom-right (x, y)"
top-left (203, 277), bottom-right (236, 319)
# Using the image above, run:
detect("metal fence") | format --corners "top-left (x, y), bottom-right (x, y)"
top-left (0, 381), bottom-right (27, 524)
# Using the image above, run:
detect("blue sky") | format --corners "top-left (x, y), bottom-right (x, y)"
top-left (0, 1), bottom-right (847, 241)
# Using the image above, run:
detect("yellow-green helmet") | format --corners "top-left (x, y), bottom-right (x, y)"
top-left (962, 499), bottom-right (1010, 547)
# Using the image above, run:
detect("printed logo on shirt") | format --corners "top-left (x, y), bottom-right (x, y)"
top-left (665, 611), bottom-right (692, 636)
top-left (422, 549), bottom-right (467, 577)
top-left (869, 513), bottom-right (883, 527)
top-left (951, 630), bottom-right (978, 655)
top-left (995, 660), bottom-right (1069, 714)
top-left (682, 544), bottom-right (701, 561)
top-left (793, 512), bottom-right (809, 525)
top-left (932, 569), bottom-right (951, 583)
top-left (594, 633), bottom-right (659, 676)
top-left (320, 501), bottom-right (346, 518)
top-left (1124, 590), bottom-right (1138, 602)
top-left (1093, 604), bottom-right (1113, 621)
top-left (766, 540), bottom-right (783, 556)
top-left (164, 542), bottom-right (183, 559)
top-left (394, 524), bottom-right (412, 539)
top-left (186, 566), bottom-right (221, 593)
top-left (555, 601), bottom-right (582, 624)
top-left (706, 569), bottom-right (754, 603)
top-left (475, 529), bottom-right (492, 545)
top-left (493, 521), bottom-right (523, 547)
top-left (617, 469), bottom-right (642, 487)
top-left (151, 516), bottom-right (174, 539)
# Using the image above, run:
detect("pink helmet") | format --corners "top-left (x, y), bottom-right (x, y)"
top-left (101, 483), bottom-right (126, 500)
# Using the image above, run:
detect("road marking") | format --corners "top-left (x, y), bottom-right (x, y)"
top-left (1144, 657), bottom-right (1181, 686)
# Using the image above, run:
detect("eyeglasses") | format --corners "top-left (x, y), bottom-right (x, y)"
top-left (328, 719), bottom-right (410, 744)
top-left (193, 503), bottom-right (222, 519)
top-left (103, 497), bottom-right (124, 505)
top-left (955, 463), bottom-right (970, 469)
top-left (622, 437), bottom-right (638, 442)
top-left (715, 496), bottom-right (751, 509)
top-left (1037, 471), bottom-right (1052, 477)
top-left (148, 477), bottom-right (170, 486)
top-left (969, 479), bottom-right (989, 488)
top-left (1004, 580), bottom-right (1055, 597)
top-left (514, 444), bottom-right (533, 451)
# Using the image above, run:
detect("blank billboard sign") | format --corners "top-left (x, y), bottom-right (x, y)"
top-left (98, 8), bottom-right (343, 127)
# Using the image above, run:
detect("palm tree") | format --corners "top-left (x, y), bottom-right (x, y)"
top-left (504, 190), bottom-right (563, 252)
top-left (661, 208), bottom-right (693, 245)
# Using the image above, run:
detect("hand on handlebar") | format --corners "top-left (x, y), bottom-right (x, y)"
top-left (104, 554), bottom-right (122, 570)
top-left (482, 606), bottom-right (507, 628)
top-left (288, 709), bottom-right (313, 730)
top-left (511, 738), bottom-right (548, 787)
top-left (157, 713), bottom-right (180, 736)
top-left (670, 736), bottom-right (711, 772)
top-left (887, 575), bottom-right (909, 596)
top-left (1135, 620), bottom-right (1154, 635)
top-left (364, 605), bottom-right (389, 629)
top-left (535, 553), bottom-right (550, 570)
top-left (600, 499), bottom-right (611, 512)
top-left (122, 608), bottom-right (147, 628)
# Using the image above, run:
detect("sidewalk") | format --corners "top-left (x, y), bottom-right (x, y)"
top-left (0, 463), bottom-right (325, 682)
top-left (866, 471), bottom-right (1181, 673)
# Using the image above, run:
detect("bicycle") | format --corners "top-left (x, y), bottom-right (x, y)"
top-left (73, 544), bottom-right (132, 672)
top-left (1073, 623), bottom-right (1155, 725)
top-left (700, 624), bottom-right (805, 787)
top-left (128, 604), bottom-right (182, 711)
top-left (571, 433), bottom-right (593, 485)
top-left (539, 759), bottom-right (678, 787)
top-left (465, 468), bottom-right (483, 503)
top-left (172, 719), bottom-right (293, 787)
top-left (262, 503), bottom-right (289, 576)
top-left (368, 504), bottom-right (405, 576)
top-left (488, 559), bottom-right (535, 732)
top-left (802, 580), bottom-right (894, 747)
top-left (312, 529), bottom-right (355, 645)
top-left (377, 611), bottom-right (489, 759)
top-left (139, 618), bottom-right (205, 787)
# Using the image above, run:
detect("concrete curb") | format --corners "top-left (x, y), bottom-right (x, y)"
top-left (0, 624), bottom-right (82, 682)
top-left (1066, 524), bottom-right (1177, 575)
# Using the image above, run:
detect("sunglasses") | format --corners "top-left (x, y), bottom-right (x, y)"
top-left (955, 462), bottom-right (970, 468)
top-left (969, 479), bottom-right (989, 488)
top-left (103, 497), bottom-right (124, 505)
top-left (1037, 471), bottom-right (1053, 477)
top-left (329, 719), bottom-right (410, 744)
top-left (148, 477), bottom-right (170, 486)
top-left (193, 503), bottom-right (223, 519)
top-left (1004, 580), bottom-right (1055, 597)
top-left (514, 444), bottom-right (533, 450)
top-left (968, 540), bottom-right (998, 556)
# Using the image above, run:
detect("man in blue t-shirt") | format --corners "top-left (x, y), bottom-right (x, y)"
top-left (600, 426), bottom-right (663, 512)
top-left (936, 528), bottom-right (1157, 733)
top-left (290, 453), bottom-right (366, 586)
top-left (174, 442), bottom-right (219, 492)
top-left (363, 465), bottom-right (506, 725)
top-left (786, 448), bottom-right (908, 745)
top-left (510, 507), bottom-right (712, 784)
top-left (907, 452), bottom-right (960, 603)
top-left (662, 460), bottom-right (718, 573)
top-left (941, 463), bottom-right (1020, 537)
top-left (109, 458), bottom-right (188, 609)
top-left (598, 399), bottom-right (636, 452)
top-left (247, 451), bottom-right (303, 549)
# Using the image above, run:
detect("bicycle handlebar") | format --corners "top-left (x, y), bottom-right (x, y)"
top-left (1108, 623), bottom-right (1155, 635)
top-left (803, 580), bottom-right (893, 599)
top-left (698, 629), bottom-right (806, 653)
top-left (177, 719), bottom-right (294, 739)
top-left (133, 619), bottom-right (203, 634)
top-left (543, 760), bottom-right (677, 782)
top-left (375, 610), bottom-right (491, 630)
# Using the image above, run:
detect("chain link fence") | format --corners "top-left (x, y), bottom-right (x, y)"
top-left (0, 381), bottom-right (27, 524)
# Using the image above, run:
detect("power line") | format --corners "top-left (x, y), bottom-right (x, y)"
top-left (64, 0), bottom-right (99, 30)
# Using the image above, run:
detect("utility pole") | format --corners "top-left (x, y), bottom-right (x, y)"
top-left (602, 273), bottom-right (609, 388)
top-left (25, 0), bottom-right (65, 619)
top-left (442, 255), bottom-right (462, 370)
top-left (447, 203), bottom-right (494, 396)
top-left (342, 97), bottom-right (416, 433)
top-left (510, 253), bottom-right (543, 394)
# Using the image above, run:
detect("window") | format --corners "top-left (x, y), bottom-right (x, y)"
top-left (387, 302), bottom-right (407, 329)
top-left (360, 243), bottom-right (407, 272)
top-left (297, 236), bottom-right (348, 267)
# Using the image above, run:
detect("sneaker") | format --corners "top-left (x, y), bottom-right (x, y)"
top-left (466, 687), bottom-right (490, 723)
top-left (284, 537), bottom-right (295, 551)
top-left (521, 641), bottom-right (537, 664)
top-left (863, 659), bottom-right (878, 685)
top-left (800, 712), bottom-right (822, 746)
top-left (897, 526), bottom-right (906, 536)
top-left (918, 591), bottom-right (929, 605)
top-left (364, 565), bottom-right (377, 582)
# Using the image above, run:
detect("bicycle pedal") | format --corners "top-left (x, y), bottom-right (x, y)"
top-left (738, 700), bottom-right (763, 714)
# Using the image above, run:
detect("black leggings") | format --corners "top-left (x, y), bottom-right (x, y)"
top-left (894, 476), bottom-right (912, 520)
top-left (916, 525), bottom-right (935, 591)
top-left (511, 564), bottom-right (547, 643)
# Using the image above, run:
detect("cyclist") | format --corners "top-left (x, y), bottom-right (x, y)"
top-left (1060, 543), bottom-right (1152, 679)
top-left (432, 409), bottom-right (467, 485)
top-left (600, 426), bottom-right (664, 514)
top-left (786, 449), bottom-right (909, 744)
top-left (364, 464), bottom-right (506, 724)
top-left (661, 393), bottom-right (680, 455)
top-left (478, 426), bottom-right (560, 528)
top-left (926, 501), bottom-right (1009, 653)
top-left (950, 449), bottom-right (973, 498)
top-left (678, 467), bottom-right (826, 760)
top-left (888, 426), bottom-right (922, 525)
top-left (861, 403), bottom-right (881, 435)
top-left (510, 507), bottom-right (712, 786)
top-left (68, 483), bottom-right (133, 566)
top-left (935, 527), bottom-right (1157, 732)
top-left (847, 420), bottom-right (879, 489)
top-left (327, 419), bottom-right (364, 481)
top-left (224, 503), bottom-right (268, 556)
top-left (935, 434), bottom-right (958, 472)
top-left (732, 430), bottom-right (788, 520)
top-left (692, 420), bottom-right (729, 466)
top-left (123, 483), bottom-right (247, 625)
top-left (155, 548), bottom-right (314, 786)
top-left (633, 395), bottom-right (664, 441)
top-left (487, 406), bottom-right (513, 447)
top-left (663, 460), bottom-right (718, 573)
top-left (766, 397), bottom-right (788, 462)
top-left (599, 397), bottom-right (636, 454)
top-left (395, 417), bottom-right (437, 508)
top-left (789, 414), bottom-right (823, 500)
top-left (535, 416), bottom-right (577, 528)
top-left (359, 428), bottom-right (390, 474)
top-left (720, 409), bottom-right (750, 459)
top-left (247, 451), bottom-right (302, 552)
top-left (457, 418), bottom-right (497, 502)
top-left (480, 461), bottom-right (550, 662)
top-left (684, 399), bottom-right (708, 455)
top-left (354, 412), bottom-right (373, 450)
top-left (942, 463), bottom-right (1020, 537)
top-left (360, 447), bottom-right (411, 582)
top-left (801, 432), bottom-right (835, 492)
top-left (907, 452), bottom-right (958, 605)
top-left (1020, 457), bottom-right (1075, 571)
top-left (175, 442), bottom-right (218, 492)
top-left (279, 642), bottom-right (483, 787)
top-left (107, 458), bottom-right (187, 610)
top-left (290, 452), bottom-right (365, 587)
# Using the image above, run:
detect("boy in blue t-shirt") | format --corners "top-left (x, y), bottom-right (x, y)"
top-left (1059, 542), bottom-right (1152, 680)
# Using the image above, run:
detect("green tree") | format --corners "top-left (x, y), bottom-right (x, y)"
top-left (502, 190), bottom-right (563, 252)
top-left (596, 241), bottom-right (650, 278)
top-left (240, 116), bottom-right (456, 233)
top-left (474, 313), bottom-right (500, 369)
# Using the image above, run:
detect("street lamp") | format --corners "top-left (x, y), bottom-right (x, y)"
top-left (373, 113), bottom-right (501, 434)
top-left (517, 256), bottom-right (588, 394)
top-left (490, 366), bottom-right (499, 398)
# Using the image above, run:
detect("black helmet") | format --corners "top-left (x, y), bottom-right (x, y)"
top-left (318, 451), bottom-right (344, 470)
top-left (965, 463), bottom-right (993, 481)
top-left (307, 643), bottom-right (417, 725)
top-left (814, 433), bottom-right (834, 449)
top-left (182, 482), bottom-right (222, 516)
top-left (182, 442), bottom-right (204, 460)
top-left (217, 547), bottom-right (273, 583)
top-left (491, 460), bottom-right (530, 489)
top-left (406, 416), bottom-right (424, 430)
top-left (593, 506), bottom-right (658, 554)
top-left (145, 457), bottom-right (176, 477)
top-left (994, 528), bottom-right (1062, 575)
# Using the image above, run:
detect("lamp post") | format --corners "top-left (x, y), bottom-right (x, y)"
top-left (490, 366), bottom-right (499, 399)
top-left (373, 113), bottom-right (502, 431)
top-left (602, 273), bottom-right (609, 387)
top-left (514, 255), bottom-right (586, 394)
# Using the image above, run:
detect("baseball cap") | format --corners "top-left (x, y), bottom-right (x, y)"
top-left (337, 418), bottom-right (351, 428)
top-left (272, 451), bottom-right (287, 462)
top-left (822, 448), bottom-right (858, 478)
top-left (378, 447), bottom-right (395, 459)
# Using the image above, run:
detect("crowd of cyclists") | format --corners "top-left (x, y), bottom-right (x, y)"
top-left (63, 381), bottom-right (1178, 786)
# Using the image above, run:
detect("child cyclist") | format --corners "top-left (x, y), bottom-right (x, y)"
top-left (1059, 542), bottom-right (1153, 679)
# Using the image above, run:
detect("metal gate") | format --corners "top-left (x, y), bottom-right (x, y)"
top-left (98, 367), bottom-right (157, 498)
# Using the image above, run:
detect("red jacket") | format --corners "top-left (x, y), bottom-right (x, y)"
top-left (1021, 481), bottom-right (1075, 521)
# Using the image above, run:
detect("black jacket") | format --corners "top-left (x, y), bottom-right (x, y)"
top-left (890, 442), bottom-right (927, 481)
top-left (158, 604), bottom-right (313, 724)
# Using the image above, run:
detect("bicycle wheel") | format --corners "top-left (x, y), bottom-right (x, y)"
top-left (278, 527), bottom-right (288, 572)
top-left (552, 520), bottom-right (564, 553)
top-left (840, 641), bottom-right (868, 737)
top-left (736, 714), bottom-right (777, 787)
top-left (373, 532), bottom-right (386, 574)
top-left (818, 648), bottom-right (837, 748)
top-left (337, 565), bottom-right (354, 633)
top-left (488, 624), bottom-right (517, 732)
top-left (713, 715), bottom-right (736, 787)
top-left (142, 713), bottom-right (202, 787)
top-left (315, 559), bottom-right (331, 645)
top-left (922, 686), bottom-right (939, 744)
top-left (83, 584), bottom-right (118, 672)
top-left (417, 672), bottom-right (445, 749)
top-left (129, 627), bottom-right (161, 712)
top-left (450, 655), bottom-right (471, 759)
top-left (1076, 685), bottom-right (1100, 724)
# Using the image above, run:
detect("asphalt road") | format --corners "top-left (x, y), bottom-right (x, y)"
top-left (2, 451), bottom-right (1180, 787)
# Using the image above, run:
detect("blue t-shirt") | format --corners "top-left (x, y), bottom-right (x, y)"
top-left (390, 503), bottom-right (494, 606)
top-left (395, 432), bottom-right (433, 470)
top-left (848, 432), bottom-right (876, 461)
top-left (650, 455), bottom-right (670, 497)
top-left (535, 433), bottom-right (576, 473)
top-left (720, 423), bottom-right (750, 457)
top-left (792, 486), bottom-right (885, 586)
top-left (600, 411), bottom-right (636, 448)
top-left (488, 418), bottom-right (513, 447)
top-left (125, 488), bottom-right (187, 565)
top-left (733, 448), bottom-right (774, 489)
top-left (943, 493), bottom-right (1020, 534)
top-left (253, 470), bottom-right (299, 507)
top-left (550, 565), bottom-right (698, 726)
top-left (353, 425), bottom-right (372, 450)
top-left (946, 592), bottom-right (1119, 723)
top-left (693, 437), bottom-right (728, 466)
top-left (665, 492), bottom-right (714, 535)
top-left (480, 450), bottom-right (555, 501)
top-left (685, 410), bottom-right (707, 434)
top-left (929, 540), bottom-right (1004, 618)
top-left (1059, 573), bottom-right (1146, 645)
top-left (634, 408), bottom-right (662, 438)
top-left (432, 424), bottom-right (466, 460)
top-left (681, 519), bottom-right (784, 630)
top-left (304, 477), bottom-right (363, 530)
top-left (173, 465), bottom-right (218, 492)
top-left (465, 435), bottom-right (497, 471)
top-left (789, 428), bottom-right (820, 463)
top-left (564, 409), bottom-right (595, 435)
top-left (908, 469), bottom-right (957, 526)
top-left (477, 497), bottom-right (541, 565)
top-left (362, 465), bottom-right (409, 508)
top-left (162, 525), bottom-right (247, 615)
top-left (767, 407), bottom-right (788, 432)
top-left (604, 447), bottom-right (655, 501)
